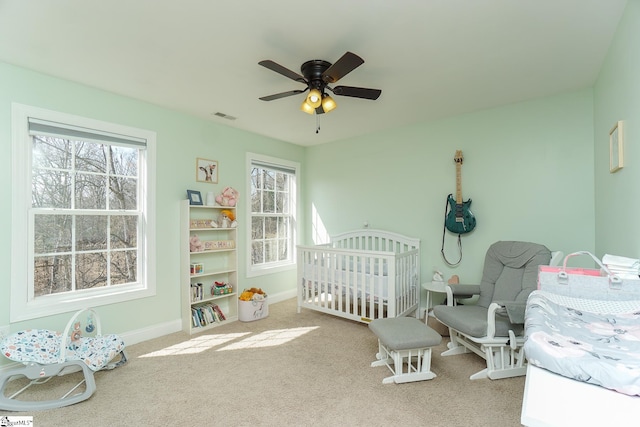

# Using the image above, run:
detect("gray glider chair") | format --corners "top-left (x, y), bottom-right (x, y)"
top-left (433, 241), bottom-right (557, 380)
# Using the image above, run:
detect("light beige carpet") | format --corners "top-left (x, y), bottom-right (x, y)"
top-left (2, 298), bottom-right (525, 426)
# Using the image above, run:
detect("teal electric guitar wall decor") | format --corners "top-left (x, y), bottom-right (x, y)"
top-left (445, 150), bottom-right (476, 234)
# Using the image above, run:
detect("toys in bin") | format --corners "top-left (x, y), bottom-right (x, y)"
top-left (239, 287), bottom-right (267, 301)
top-left (212, 281), bottom-right (233, 296)
top-left (238, 287), bottom-right (268, 322)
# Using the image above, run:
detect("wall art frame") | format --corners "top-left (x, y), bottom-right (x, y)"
top-left (196, 158), bottom-right (218, 183)
top-left (609, 121), bottom-right (624, 173)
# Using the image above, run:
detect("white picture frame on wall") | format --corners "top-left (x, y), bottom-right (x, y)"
top-left (609, 120), bottom-right (624, 173)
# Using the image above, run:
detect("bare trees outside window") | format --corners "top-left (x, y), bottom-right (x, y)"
top-left (31, 135), bottom-right (140, 297)
top-left (249, 159), bottom-right (297, 270)
top-left (11, 103), bottom-right (155, 322)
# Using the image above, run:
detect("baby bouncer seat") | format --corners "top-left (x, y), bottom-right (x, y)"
top-left (0, 308), bottom-right (127, 411)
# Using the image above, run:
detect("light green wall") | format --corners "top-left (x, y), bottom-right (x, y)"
top-left (304, 89), bottom-right (596, 285)
top-left (594, 0), bottom-right (640, 258)
top-left (0, 61), bottom-right (304, 341)
top-left (1, 0), bottom-right (638, 346)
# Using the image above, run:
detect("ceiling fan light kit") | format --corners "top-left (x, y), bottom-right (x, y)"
top-left (300, 100), bottom-right (315, 115)
top-left (321, 94), bottom-right (336, 113)
top-left (259, 51), bottom-right (381, 121)
top-left (306, 88), bottom-right (322, 108)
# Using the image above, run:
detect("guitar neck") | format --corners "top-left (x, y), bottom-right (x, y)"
top-left (455, 162), bottom-right (463, 204)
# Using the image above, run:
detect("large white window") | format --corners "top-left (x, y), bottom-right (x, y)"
top-left (11, 103), bottom-right (156, 322)
top-left (246, 153), bottom-right (299, 276)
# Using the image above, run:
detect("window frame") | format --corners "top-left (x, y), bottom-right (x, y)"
top-left (245, 153), bottom-right (300, 278)
top-left (11, 103), bottom-right (157, 322)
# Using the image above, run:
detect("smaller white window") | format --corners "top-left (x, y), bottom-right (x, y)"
top-left (246, 153), bottom-right (299, 277)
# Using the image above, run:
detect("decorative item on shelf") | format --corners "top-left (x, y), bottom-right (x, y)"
top-left (190, 263), bottom-right (204, 275)
top-left (238, 288), bottom-right (268, 322)
top-left (215, 186), bottom-right (239, 207)
top-left (212, 281), bottom-right (233, 296)
top-left (203, 240), bottom-right (235, 250)
top-left (190, 219), bottom-right (218, 229)
top-left (189, 235), bottom-right (204, 252)
top-left (219, 209), bottom-right (236, 228)
top-left (187, 190), bottom-right (203, 206)
top-left (196, 158), bottom-right (218, 183)
top-left (206, 191), bottom-right (215, 206)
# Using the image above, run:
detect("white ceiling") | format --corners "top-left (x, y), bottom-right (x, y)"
top-left (0, 0), bottom-right (628, 146)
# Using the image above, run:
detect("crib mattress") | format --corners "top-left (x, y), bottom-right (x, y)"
top-left (524, 290), bottom-right (640, 396)
top-left (303, 263), bottom-right (392, 298)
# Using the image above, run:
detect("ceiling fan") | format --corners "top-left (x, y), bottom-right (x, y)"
top-left (258, 51), bottom-right (382, 115)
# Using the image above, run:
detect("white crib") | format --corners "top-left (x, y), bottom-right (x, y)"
top-left (297, 229), bottom-right (420, 323)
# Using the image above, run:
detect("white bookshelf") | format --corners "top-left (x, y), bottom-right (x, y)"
top-left (180, 199), bottom-right (238, 334)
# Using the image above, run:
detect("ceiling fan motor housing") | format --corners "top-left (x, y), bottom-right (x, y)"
top-left (301, 60), bottom-right (331, 90)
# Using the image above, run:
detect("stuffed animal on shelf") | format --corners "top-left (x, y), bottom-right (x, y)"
top-left (219, 209), bottom-right (237, 228)
top-left (190, 234), bottom-right (204, 252)
top-left (215, 186), bottom-right (239, 207)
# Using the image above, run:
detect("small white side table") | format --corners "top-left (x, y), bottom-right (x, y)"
top-left (422, 281), bottom-right (447, 324)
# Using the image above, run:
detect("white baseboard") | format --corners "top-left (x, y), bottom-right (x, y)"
top-left (120, 288), bottom-right (297, 346)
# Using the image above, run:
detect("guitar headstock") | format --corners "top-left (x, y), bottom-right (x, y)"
top-left (454, 150), bottom-right (464, 164)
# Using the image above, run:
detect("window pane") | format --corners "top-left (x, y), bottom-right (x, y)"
top-left (252, 216), bottom-right (264, 239)
top-left (263, 169), bottom-right (275, 191)
top-left (251, 188), bottom-right (262, 213)
top-left (276, 172), bottom-right (288, 191)
top-left (32, 136), bottom-right (72, 170)
top-left (265, 217), bottom-right (277, 239)
top-left (277, 217), bottom-right (289, 239)
top-left (252, 241), bottom-right (264, 264)
top-left (278, 239), bottom-right (288, 261)
top-left (111, 250), bottom-right (137, 284)
top-left (109, 176), bottom-right (138, 210)
top-left (275, 191), bottom-right (285, 213)
top-left (265, 240), bottom-right (277, 263)
top-left (75, 172), bottom-right (107, 209)
top-left (262, 190), bottom-right (274, 213)
top-left (34, 214), bottom-right (72, 254)
top-left (34, 255), bottom-right (72, 296)
top-left (75, 215), bottom-right (108, 251)
top-left (111, 215), bottom-right (138, 249)
top-left (109, 146), bottom-right (138, 176)
top-left (75, 141), bottom-right (107, 173)
top-left (75, 252), bottom-right (107, 290)
top-left (32, 170), bottom-right (72, 208)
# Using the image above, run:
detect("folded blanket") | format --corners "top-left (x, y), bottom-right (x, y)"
top-left (525, 291), bottom-right (640, 396)
top-left (602, 253), bottom-right (640, 269)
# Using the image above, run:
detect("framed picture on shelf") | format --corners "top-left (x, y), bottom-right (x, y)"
top-left (187, 190), bottom-right (203, 205)
top-left (196, 158), bottom-right (218, 183)
top-left (609, 121), bottom-right (624, 173)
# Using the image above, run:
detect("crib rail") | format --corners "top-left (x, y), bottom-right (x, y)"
top-left (297, 229), bottom-right (420, 323)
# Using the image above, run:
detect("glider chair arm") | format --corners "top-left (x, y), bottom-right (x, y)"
top-left (487, 301), bottom-right (527, 339)
top-left (446, 284), bottom-right (480, 306)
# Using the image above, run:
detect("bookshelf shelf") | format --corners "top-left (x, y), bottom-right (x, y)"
top-left (180, 199), bottom-right (238, 334)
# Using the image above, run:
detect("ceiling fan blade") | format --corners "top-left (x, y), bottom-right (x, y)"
top-left (259, 89), bottom-right (307, 101)
top-left (322, 52), bottom-right (364, 83)
top-left (331, 86), bottom-right (381, 100)
top-left (259, 60), bottom-right (306, 83)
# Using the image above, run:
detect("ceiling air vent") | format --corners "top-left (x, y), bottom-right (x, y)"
top-left (213, 112), bottom-right (237, 121)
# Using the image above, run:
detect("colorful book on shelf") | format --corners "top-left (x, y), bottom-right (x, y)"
top-left (213, 304), bottom-right (227, 321)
